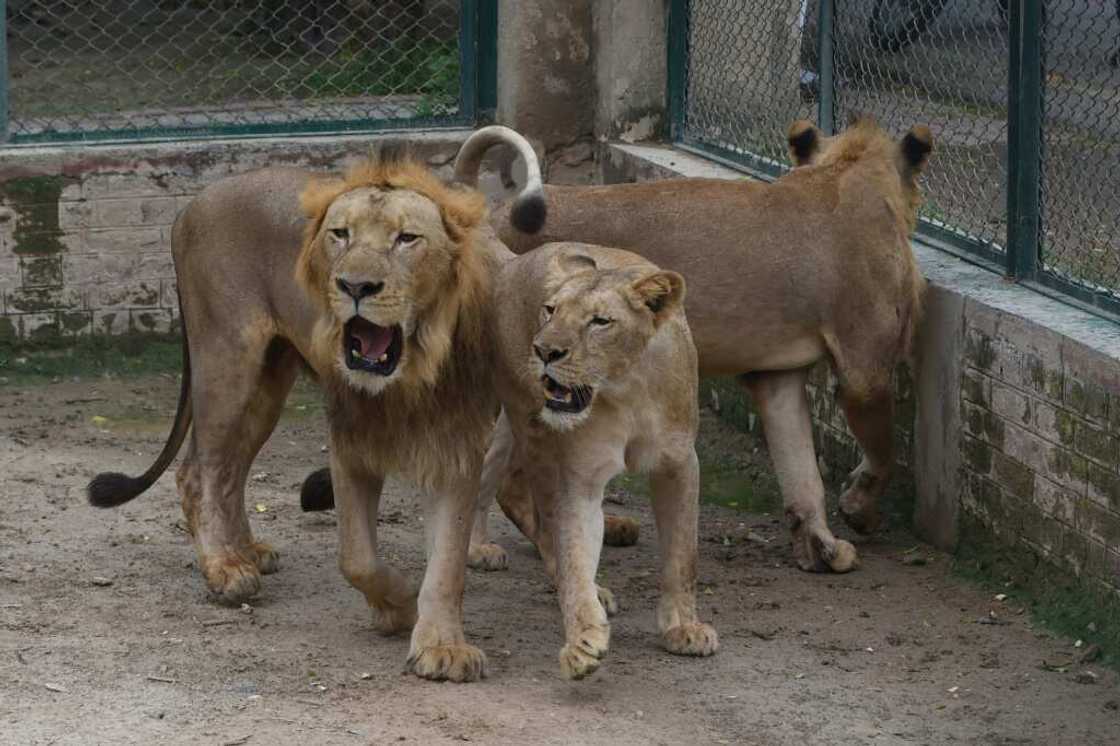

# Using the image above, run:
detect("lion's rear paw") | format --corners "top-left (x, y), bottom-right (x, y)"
top-left (839, 468), bottom-right (885, 535)
top-left (408, 643), bottom-right (487, 682)
top-left (792, 522), bottom-right (860, 574)
top-left (559, 623), bottom-right (610, 680)
top-left (201, 552), bottom-right (262, 606)
top-left (663, 622), bottom-right (719, 657)
top-left (603, 514), bottom-right (639, 547)
top-left (468, 542), bottom-right (508, 572)
top-left (250, 542), bottom-right (279, 575)
top-left (596, 585), bottom-right (619, 617)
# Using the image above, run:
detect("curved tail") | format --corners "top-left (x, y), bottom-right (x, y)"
top-left (87, 328), bottom-right (193, 507)
top-left (453, 125), bottom-right (546, 234)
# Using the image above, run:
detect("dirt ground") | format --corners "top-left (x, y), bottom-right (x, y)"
top-left (1, 374), bottom-right (1119, 746)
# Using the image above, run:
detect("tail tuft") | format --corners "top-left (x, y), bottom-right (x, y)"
top-left (87, 472), bottom-right (150, 508)
top-left (300, 467), bottom-right (335, 511)
top-left (510, 191), bottom-right (547, 234)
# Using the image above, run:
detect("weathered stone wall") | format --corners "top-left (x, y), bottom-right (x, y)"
top-left (603, 141), bottom-right (1120, 592)
top-left (0, 132), bottom-right (490, 342)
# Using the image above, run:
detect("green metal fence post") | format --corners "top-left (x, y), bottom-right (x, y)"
top-left (458, 0), bottom-right (479, 124)
top-left (1006, 0), bottom-right (1042, 280)
top-left (476, 0), bottom-right (497, 122)
top-left (0, 0), bottom-right (9, 143)
top-left (816, 0), bottom-right (835, 135)
top-left (666, 0), bottom-right (689, 141)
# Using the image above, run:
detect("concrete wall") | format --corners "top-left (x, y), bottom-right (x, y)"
top-left (603, 141), bottom-right (1120, 593)
top-left (0, 132), bottom-right (499, 342)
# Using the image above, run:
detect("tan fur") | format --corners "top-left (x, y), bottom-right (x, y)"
top-left (111, 155), bottom-right (514, 683)
top-left (478, 243), bottom-right (718, 679)
top-left (481, 118), bottom-right (931, 572)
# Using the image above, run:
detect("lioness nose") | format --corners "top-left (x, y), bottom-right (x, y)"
top-left (534, 344), bottom-right (568, 364)
top-left (336, 278), bottom-right (384, 301)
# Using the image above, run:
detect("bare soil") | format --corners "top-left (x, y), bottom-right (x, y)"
top-left (2, 374), bottom-right (1118, 745)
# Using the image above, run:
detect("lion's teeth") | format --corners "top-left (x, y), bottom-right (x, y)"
top-left (378, 353), bottom-right (388, 363)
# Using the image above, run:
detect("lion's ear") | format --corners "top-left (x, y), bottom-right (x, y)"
top-left (899, 125), bottom-right (933, 178)
top-left (628, 270), bottom-right (685, 324)
top-left (787, 120), bottom-right (822, 166)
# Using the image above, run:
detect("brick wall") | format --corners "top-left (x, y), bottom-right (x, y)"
top-left (0, 133), bottom-right (480, 342)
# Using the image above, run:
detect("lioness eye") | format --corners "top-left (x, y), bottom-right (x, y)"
top-left (329, 227), bottom-right (349, 241)
top-left (590, 316), bottom-right (613, 327)
top-left (397, 232), bottom-right (420, 244)
top-left (543, 304), bottom-right (555, 317)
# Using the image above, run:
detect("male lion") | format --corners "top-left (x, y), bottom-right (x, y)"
top-left (488, 242), bottom-right (718, 679)
top-left (459, 118), bottom-right (931, 574)
top-left (86, 129), bottom-right (545, 682)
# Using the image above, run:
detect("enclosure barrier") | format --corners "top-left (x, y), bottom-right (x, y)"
top-left (668, 0), bottom-right (1120, 321)
top-left (0, 0), bottom-right (496, 143)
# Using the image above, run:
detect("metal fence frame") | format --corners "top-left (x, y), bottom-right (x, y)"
top-left (667, 0), bottom-right (1120, 323)
top-left (0, 0), bottom-right (497, 146)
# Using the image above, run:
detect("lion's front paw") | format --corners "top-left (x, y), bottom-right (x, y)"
top-left (663, 622), bottom-right (719, 657)
top-left (596, 585), bottom-right (619, 617)
top-left (467, 542), bottom-right (509, 572)
top-left (603, 514), bottom-right (639, 547)
top-left (408, 643), bottom-right (487, 682)
top-left (201, 552), bottom-right (262, 606)
top-left (250, 541), bottom-right (279, 575)
top-left (370, 599), bottom-right (418, 636)
top-left (792, 522), bottom-right (860, 574)
top-left (559, 622), bottom-right (610, 680)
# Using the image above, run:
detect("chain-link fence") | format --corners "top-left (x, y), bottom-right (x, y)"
top-left (0, 0), bottom-right (493, 143)
top-left (669, 0), bottom-right (1120, 319)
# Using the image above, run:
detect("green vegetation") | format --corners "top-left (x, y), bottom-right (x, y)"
top-left (954, 516), bottom-right (1120, 671)
top-left (0, 336), bottom-right (183, 384)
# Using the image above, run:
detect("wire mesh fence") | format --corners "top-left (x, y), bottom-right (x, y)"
top-left (1, 0), bottom-right (481, 143)
top-left (670, 0), bottom-right (1120, 318)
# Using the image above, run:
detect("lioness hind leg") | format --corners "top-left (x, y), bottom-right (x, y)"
top-left (836, 383), bottom-right (894, 535)
top-left (649, 450), bottom-right (719, 658)
top-left (182, 337), bottom-right (301, 605)
top-left (740, 370), bottom-right (858, 574)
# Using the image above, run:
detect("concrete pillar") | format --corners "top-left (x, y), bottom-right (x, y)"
top-left (496, 0), bottom-right (594, 152)
top-left (592, 0), bottom-right (668, 143)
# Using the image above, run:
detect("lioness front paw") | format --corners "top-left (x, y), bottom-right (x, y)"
top-left (467, 542), bottom-right (509, 572)
top-left (663, 622), bottom-right (720, 657)
top-left (603, 514), bottom-right (639, 547)
top-left (839, 466), bottom-right (885, 535)
top-left (408, 643), bottom-right (487, 682)
top-left (250, 541), bottom-right (279, 575)
top-left (596, 585), bottom-right (619, 617)
top-left (558, 623), bottom-right (610, 680)
top-left (201, 552), bottom-right (262, 606)
top-left (792, 523), bottom-right (860, 574)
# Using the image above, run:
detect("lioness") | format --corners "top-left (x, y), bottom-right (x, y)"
top-left (86, 129), bottom-right (545, 682)
top-left (490, 242), bottom-right (718, 679)
top-left (459, 118), bottom-right (930, 574)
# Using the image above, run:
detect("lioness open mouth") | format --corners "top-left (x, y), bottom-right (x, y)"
top-left (542, 375), bottom-right (592, 414)
top-left (344, 317), bottom-right (403, 375)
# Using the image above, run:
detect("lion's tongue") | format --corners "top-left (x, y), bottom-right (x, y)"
top-left (351, 320), bottom-right (393, 359)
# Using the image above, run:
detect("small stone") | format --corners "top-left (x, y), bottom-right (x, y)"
top-left (359, 672), bottom-right (372, 680)
top-left (1075, 670), bottom-right (1099, 685)
top-left (901, 555), bottom-right (927, 566)
top-left (1075, 639), bottom-right (1084, 648)
top-left (239, 603), bottom-right (253, 615)
top-left (91, 576), bottom-right (113, 587)
top-left (1087, 622), bottom-right (1098, 633)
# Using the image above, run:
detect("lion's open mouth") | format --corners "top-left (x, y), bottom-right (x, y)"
top-left (542, 375), bottom-right (592, 414)
top-left (344, 317), bottom-right (403, 376)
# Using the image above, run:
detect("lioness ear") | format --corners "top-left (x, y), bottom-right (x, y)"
top-left (899, 125), bottom-right (933, 176)
top-left (787, 120), bottom-right (821, 166)
top-left (628, 270), bottom-right (685, 324)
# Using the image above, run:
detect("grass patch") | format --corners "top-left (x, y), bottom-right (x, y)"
top-left (954, 516), bottom-right (1120, 671)
top-left (0, 336), bottom-right (183, 384)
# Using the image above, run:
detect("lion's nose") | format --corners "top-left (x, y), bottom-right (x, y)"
top-left (534, 344), bottom-right (568, 364)
top-left (336, 278), bottom-right (384, 301)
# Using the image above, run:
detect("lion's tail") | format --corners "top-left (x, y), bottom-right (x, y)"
top-left (452, 125), bottom-right (546, 234)
top-left (87, 321), bottom-right (193, 508)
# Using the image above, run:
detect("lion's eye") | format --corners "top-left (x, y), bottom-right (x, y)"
top-left (542, 304), bottom-right (555, 317)
top-left (590, 316), bottom-right (613, 327)
top-left (329, 228), bottom-right (349, 241)
top-left (396, 232), bottom-right (420, 245)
